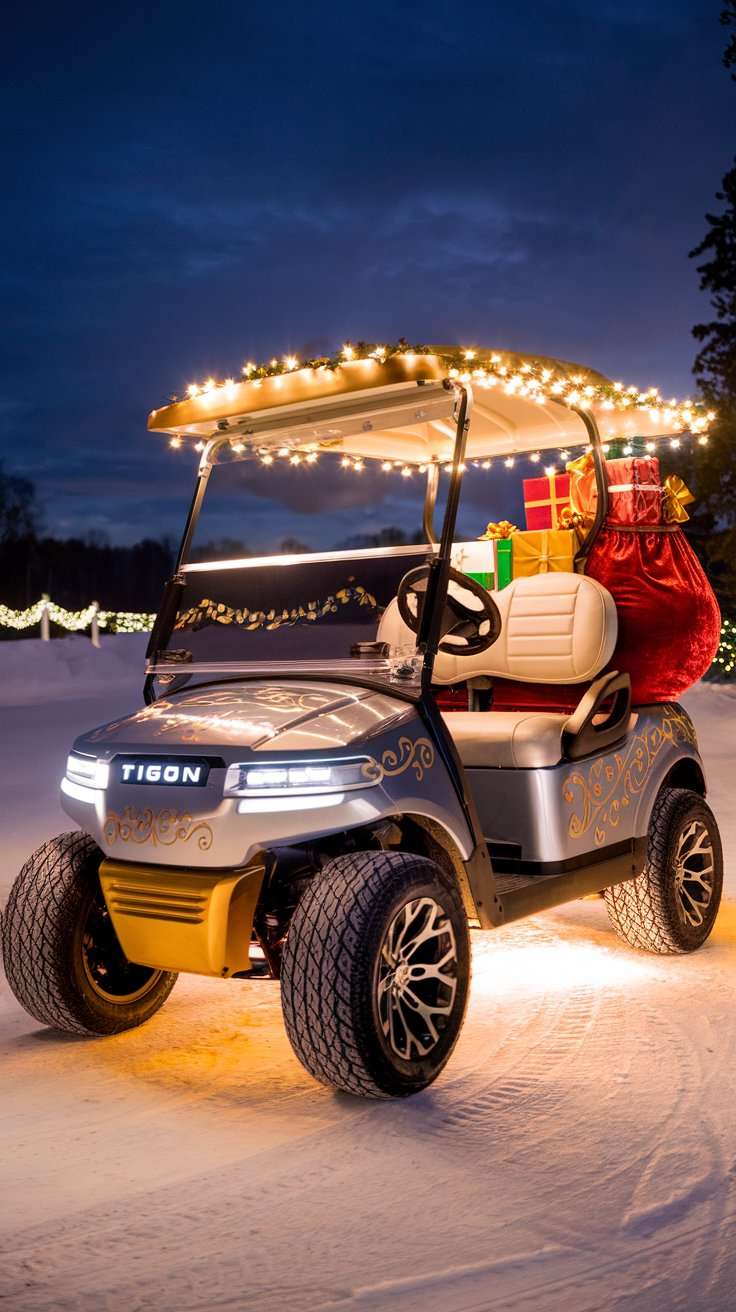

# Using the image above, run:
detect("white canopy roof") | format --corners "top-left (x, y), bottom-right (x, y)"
top-left (148, 350), bottom-right (704, 462)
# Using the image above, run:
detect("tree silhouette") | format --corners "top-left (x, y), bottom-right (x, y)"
top-left (686, 5), bottom-right (736, 609)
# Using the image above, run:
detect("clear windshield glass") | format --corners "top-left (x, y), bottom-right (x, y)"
top-left (154, 456), bottom-right (508, 690)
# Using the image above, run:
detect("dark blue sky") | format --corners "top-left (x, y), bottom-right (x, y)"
top-left (2, 0), bottom-right (733, 549)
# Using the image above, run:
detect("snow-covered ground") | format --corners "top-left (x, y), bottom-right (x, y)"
top-left (1, 637), bottom-right (735, 1312)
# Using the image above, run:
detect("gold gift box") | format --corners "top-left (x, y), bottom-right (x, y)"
top-left (511, 528), bottom-right (577, 577)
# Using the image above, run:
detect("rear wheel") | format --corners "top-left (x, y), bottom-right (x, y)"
top-left (2, 831), bottom-right (177, 1034)
top-left (281, 850), bottom-right (470, 1098)
top-left (603, 788), bottom-right (722, 954)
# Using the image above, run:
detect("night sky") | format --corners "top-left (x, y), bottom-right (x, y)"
top-left (3, 1), bottom-right (733, 551)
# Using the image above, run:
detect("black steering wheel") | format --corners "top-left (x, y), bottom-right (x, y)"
top-left (397, 565), bottom-right (502, 656)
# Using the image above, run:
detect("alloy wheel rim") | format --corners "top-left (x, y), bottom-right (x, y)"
top-left (376, 896), bottom-right (458, 1061)
top-left (673, 818), bottom-right (715, 929)
top-left (81, 894), bottom-right (163, 1004)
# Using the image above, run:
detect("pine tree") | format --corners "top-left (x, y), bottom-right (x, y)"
top-left (687, 4), bottom-right (736, 609)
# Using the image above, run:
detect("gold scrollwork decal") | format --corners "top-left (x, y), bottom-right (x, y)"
top-left (103, 807), bottom-right (214, 851)
top-left (361, 736), bottom-right (435, 785)
top-left (563, 705), bottom-right (697, 846)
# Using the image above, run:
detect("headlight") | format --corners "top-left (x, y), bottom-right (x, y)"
top-left (223, 756), bottom-right (378, 798)
top-left (65, 753), bottom-right (109, 790)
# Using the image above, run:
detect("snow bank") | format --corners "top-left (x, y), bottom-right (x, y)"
top-left (0, 633), bottom-right (148, 707)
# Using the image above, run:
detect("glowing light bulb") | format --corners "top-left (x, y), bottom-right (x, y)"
top-left (602, 443), bottom-right (610, 455)
top-left (401, 466), bottom-right (412, 478)
top-left (341, 456), bottom-right (351, 468)
top-left (560, 449), bottom-right (570, 461)
top-left (353, 459), bottom-right (364, 472)
top-left (481, 460), bottom-right (491, 469)
top-left (270, 358), bottom-right (278, 368)
top-left (698, 435), bottom-right (709, 446)
top-left (544, 464), bottom-right (556, 476)
top-left (232, 441), bottom-right (245, 453)
top-left (623, 444), bottom-right (633, 456)
top-left (194, 441), bottom-right (205, 452)
top-left (262, 454), bottom-right (274, 466)
top-left (670, 438), bottom-right (681, 449)
top-left (289, 454), bottom-right (302, 465)
top-left (187, 383), bottom-right (200, 398)
top-left (381, 461), bottom-right (392, 472)
top-left (530, 452), bottom-right (541, 463)
top-left (169, 437), bottom-right (182, 449)
top-left (464, 349), bottom-right (476, 360)
top-left (204, 377), bottom-right (216, 391)
top-left (284, 355), bottom-right (299, 371)
top-left (306, 451), bottom-right (318, 463)
top-left (243, 362), bottom-right (256, 375)
top-left (342, 344), bottom-right (355, 360)
top-left (645, 441), bottom-right (656, 453)
top-left (278, 447), bottom-right (290, 458)
top-left (504, 456), bottom-right (515, 469)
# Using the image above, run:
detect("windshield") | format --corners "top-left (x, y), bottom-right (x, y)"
top-left (152, 446), bottom-right (507, 691)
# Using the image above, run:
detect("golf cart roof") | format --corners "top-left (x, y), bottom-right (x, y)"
top-left (148, 346), bottom-right (710, 463)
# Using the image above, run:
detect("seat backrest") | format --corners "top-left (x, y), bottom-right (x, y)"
top-left (377, 571), bottom-right (617, 685)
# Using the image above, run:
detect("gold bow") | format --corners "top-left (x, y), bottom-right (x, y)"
top-left (559, 506), bottom-right (586, 531)
top-left (663, 474), bottom-right (695, 524)
top-left (566, 452), bottom-right (595, 477)
top-left (479, 520), bottom-right (518, 540)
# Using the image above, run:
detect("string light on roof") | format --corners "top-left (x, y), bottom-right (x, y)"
top-left (504, 456), bottom-right (515, 468)
top-left (544, 464), bottom-right (556, 476)
top-left (261, 453), bottom-right (274, 465)
top-left (169, 436), bottom-right (182, 449)
top-left (529, 452), bottom-right (541, 463)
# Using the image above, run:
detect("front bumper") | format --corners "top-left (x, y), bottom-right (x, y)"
top-left (98, 857), bottom-right (265, 977)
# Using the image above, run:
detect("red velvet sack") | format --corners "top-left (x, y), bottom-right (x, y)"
top-left (492, 456), bottom-right (720, 711)
top-left (583, 457), bottom-right (720, 704)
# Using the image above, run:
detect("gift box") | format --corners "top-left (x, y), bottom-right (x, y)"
top-left (476, 523), bottom-right (516, 589)
top-left (511, 528), bottom-right (577, 577)
top-left (523, 472), bottom-right (571, 530)
top-left (451, 540), bottom-right (495, 589)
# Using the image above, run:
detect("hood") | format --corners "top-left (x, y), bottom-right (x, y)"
top-left (76, 680), bottom-right (408, 759)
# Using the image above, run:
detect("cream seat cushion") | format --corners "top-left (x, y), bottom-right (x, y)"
top-left (377, 572), bottom-right (617, 685)
top-left (442, 710), bottom-right (568, 769)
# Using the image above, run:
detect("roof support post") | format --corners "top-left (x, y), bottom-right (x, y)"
top-left (418, 381), bottom-right (473, 685)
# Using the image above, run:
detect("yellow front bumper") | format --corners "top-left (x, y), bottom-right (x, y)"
top-left (99, 858), bottom-right (265, 977)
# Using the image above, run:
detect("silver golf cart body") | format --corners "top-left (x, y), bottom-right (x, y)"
top-left (59, 351), bottom-right (707, 979)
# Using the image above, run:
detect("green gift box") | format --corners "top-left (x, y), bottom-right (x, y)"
top-left (495, 538), bottom-right (513, 589)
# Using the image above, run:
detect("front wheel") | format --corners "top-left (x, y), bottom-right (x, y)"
top-left (281, 850), bottom-right (470, 1098)
top-left (603, 788), bottom-right (723, 954)
top-left (2, 831), bottom-right (177, 1034)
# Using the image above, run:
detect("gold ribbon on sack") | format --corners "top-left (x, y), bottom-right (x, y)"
top-left (565, 451), bottom-right (597, 530)
top-left (566, 452), bottom-right (595, 478)
top-left (479, 520), bottom-right (518, 540)
top-left (662, 474), bottom-right (695, 524)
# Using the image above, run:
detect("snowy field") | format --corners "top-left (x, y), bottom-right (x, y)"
top-left (1, 636), bottom-right (735, 1312)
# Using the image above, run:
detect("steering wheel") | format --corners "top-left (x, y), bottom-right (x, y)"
top-left (397, 565), bottom-right (502, 656)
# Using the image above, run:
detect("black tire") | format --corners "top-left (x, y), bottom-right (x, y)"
top-left (2, 831), bottom-right (177, 1035)
top-left (281, 850), bottom-right (470, 1098)
top-left (603, 788), bottom-right (723, 954)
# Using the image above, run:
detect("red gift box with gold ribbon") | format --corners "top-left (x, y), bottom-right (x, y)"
top-left (522, 472), bottom-right (571, 530)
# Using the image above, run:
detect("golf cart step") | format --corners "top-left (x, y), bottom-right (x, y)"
top-left (489, 840), bottom-right (645, 924)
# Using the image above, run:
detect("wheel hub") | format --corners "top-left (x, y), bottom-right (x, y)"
top-left (376, 896), bottom-right (458, 1061)
top-left (673, 818), bottom-right (715, 929)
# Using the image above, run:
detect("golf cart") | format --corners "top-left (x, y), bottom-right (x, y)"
top-left (2, 347), bottom-right (723, 1098)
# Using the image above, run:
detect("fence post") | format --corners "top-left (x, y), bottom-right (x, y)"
top-left (90, 602), bottom-right (100, 648)
top-left (40, 594), bottom-right (50, 642)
